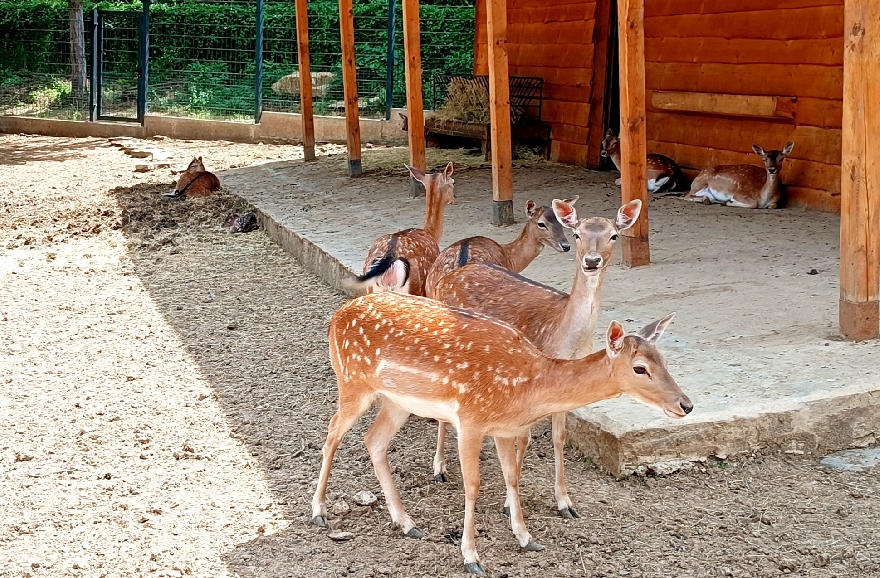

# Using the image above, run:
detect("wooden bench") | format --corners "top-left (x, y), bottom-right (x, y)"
top-left (426, 75), bottom-right (551, 160)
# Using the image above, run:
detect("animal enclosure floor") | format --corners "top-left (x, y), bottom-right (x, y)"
top-left (2, 133), bottom-right (879, 578)
top-left (221, 148), bottom-right (880, 472)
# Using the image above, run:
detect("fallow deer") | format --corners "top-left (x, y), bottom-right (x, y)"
top-left (312, 291), bottom-right (692, 576)
top-left (601, 130), bottom-right (683, 193)
top-left (164, 156), bottom-right (221, 198)
top-left (423, 199), bottom-right (572, 300)
top-left (683, 142), bottom-right (794, 209)
top-left (431, 198), bottom-right (642, 518)
top-left (344, 163), bottom-right (455, 296)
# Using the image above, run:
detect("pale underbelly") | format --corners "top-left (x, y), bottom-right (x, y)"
top-left (693, 186), bottom-right (733, 203)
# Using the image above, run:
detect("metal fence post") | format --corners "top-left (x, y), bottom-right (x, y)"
top-left (384, 0), bottom-right (396, 120)
top-left (90, 9), bottom-right (98, 122)
top-left (137, 0), bottom-right (151, 124)
top-left (255, 0), bottom-right (264, 123)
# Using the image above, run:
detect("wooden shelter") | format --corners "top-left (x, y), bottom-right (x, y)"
top-left (294, 0), bottom-right (880, 340)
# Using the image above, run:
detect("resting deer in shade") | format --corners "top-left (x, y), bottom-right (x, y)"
top-left (345, 163), bottom-right (455, 296)
top-left (423, 199), bottom-right (572, 299)
top-left (164, 157), bottom-right (221, 198)
top-left (683, 142), bottom-right (794, 209)
top-left (431, 198), bottom-right (641, 518)
top-left (312, 291), bottom-right (692, 575)
top-left (601, 130), bottom-right (684, 193)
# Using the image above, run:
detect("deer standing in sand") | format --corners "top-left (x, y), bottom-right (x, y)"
top-left (683, 142), bottom-right (794, 209)
top-left (423, 199), bottom-right (572, 299)
top-left (345, 163), bottom-right (455, 295)
top-left (601, 130), bottom-right (684, 193)
top-left (430, 198), bottom-right (642, 517)
top-left (312, 291), bottom-right (692, 575)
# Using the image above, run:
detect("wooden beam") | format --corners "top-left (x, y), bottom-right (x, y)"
top-left (295, 0), bottom-right (316, 161)
top-left (650, 91), bottom-right (798, 120)
top-left (617, 0), bottom-right (649, 266)
top-left (401, 0), bottom-right (426, 198)
top-left (486, 0), bottom-right (514, 225)
top-left (338, 0), bottom-right (362, 176)
top-left (585, 0), bottom-right (613, 169)
top-left (839, 0), bottom-right (880, 340)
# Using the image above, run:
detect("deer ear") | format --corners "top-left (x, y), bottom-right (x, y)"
top-left (781, 141), bottom-right (795, 156)
top-left (406, 164), bottom-right (428, 184)
top-left (443, 161), bottom-right (454, 180)
top-left (605, 129), bottom-right (613, 137)
top-left (637, 312), bottom-right (676, 343)
top-left (607, 321), bottom-right (626, 356)
top-left (616, 199), bottom-right (642, 230)
top-left (552, 198), bottom-right (579, 229)
top-left (398, 112), bottom-right (408, 121)
top-left (751, 144), bottom-right (766, 156)
top-left (525, 200), bottom-right (537, 217)
top-left (562, 195), bottom-right (579, 206)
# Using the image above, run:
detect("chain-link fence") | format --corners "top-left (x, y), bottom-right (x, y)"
top-left (0, 0), bottom-right (475, 122)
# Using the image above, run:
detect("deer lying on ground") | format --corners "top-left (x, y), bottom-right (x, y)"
top-left (312, 291), bottom-right (692, 576)
top-left (431, 198), bottom-right (641, 518)
top-left (164, 157), bottom-right (222, 198)
top-left (423, 199), bottom-right (572, 300)
top-left (344, 163), bottom-right (455, 296)
top-left (683, 142), bottom-right (794, 209)
top-left (601, 130), bottom-right (683, 194)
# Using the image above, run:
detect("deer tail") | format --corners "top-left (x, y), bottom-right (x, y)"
top-left (343, 254), bottom-right (411, 292)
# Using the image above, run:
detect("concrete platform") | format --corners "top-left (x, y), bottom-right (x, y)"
top-left (221, 147), bottom-right (880, 476)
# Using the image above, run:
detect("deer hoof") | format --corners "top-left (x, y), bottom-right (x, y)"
top-left (464, 562), bottom-right (488, 576)
top-left (502, 506), bottom-right (511, 518)
top-left (406, 527), bottom-right (426, 539)
top-left (434, 473), bottom-right (449, 483)
top-left (559, 507), bottom-right (581, 519)
top-left (523, 540), bottom-right (546, 552)
top-left (311, 515), bottom-right (328, 528)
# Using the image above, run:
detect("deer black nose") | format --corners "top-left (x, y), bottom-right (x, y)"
top-left (600, 150), bottom-right (608, 157)
top-left (680, 400), bottom-right (693, 415)
top-left (583, 257), bottom-right (602, 269)
top-left (768, 167), bottom-right (778, 174)
top-left (560, 242), bottom-right (571, 252)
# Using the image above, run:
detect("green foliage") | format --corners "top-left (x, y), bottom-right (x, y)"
top-left (0, 0), bottom-right (475, 119)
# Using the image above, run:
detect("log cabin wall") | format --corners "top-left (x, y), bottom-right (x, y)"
top-left (643, 0), bottom-right (845, 212)
top-left (474, 0), bottom-right (600, 165)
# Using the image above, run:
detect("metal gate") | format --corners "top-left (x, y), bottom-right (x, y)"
top-left (90, 4), bottom-right (150, 123)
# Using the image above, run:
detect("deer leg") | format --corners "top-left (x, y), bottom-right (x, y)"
top-left (433, 421), bottom-right (449, 482)
top-left (551, 411), bottom-right (578, 519)
top-left (495, 437), bottom-right (544, 552)
top-left (458, 431), bottom-right (487, 576)
top-left (364, 400), bottom-right (424, 538)
top-left (502, 429), bottom-right (531, 517)
top-left (725, 199), bottom-right (758, 209)
top-left (311, 390), bottom-right (375, 527)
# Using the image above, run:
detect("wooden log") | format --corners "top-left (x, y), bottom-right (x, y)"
top-left (474, 0), bottom-right (487, 73)
top-left (401, 0), bottom-right (426, 197)
top-left (650, 91), bottom-right (798, 119)
top-left (644, 7), bottom-right (844, 40)
top-left (338, 0), bottom-right (362, 176)
top-left (617, 0), bottom-right (650, 266)
top-left (645, 37), bottom-right (844, 67)
top-left (295, 0), bottom-right (316, 161)
top-left (647, 0), bottom-right (843, 18)
top-left (839, 0), bottom-right (880, 340)
top-left (487, 0), bottom-right (514, 225)
top-left (585, 0), bottom-right (613, 169)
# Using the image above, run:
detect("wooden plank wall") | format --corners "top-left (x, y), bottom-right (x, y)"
top-left (644, 0), bottom-right (845, 212)
top-left (474, 0), bottom-right (598, 165)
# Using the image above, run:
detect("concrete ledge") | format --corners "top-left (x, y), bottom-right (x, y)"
top-left (0, 116), bottom-right (144, 139)
top-left (144, 115), bottom-right (259, 143)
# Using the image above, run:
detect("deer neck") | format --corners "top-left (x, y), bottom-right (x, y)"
top-left (422, 188), bottom-right (445, 243)
top-left (608, 150), bottom-right (622, 172)
top-left (541, 266), bottom-right (607, 359)
top-left (501, 225), bottom-right (543, 272)
top-left (758, 172), bottom-right (780, 207)
top-left (528, 352), bottom-right (618, 417)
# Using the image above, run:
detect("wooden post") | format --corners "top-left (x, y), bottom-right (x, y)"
top-left (402, 0), bottom-right (426, 198)
top-left (338, 0), bottom-right (362, 176)
top-left (295, 0), bottom-right (316, 161)
top-left (839, 0), bottom-right (880, 340)
top-left (486, 0), bottom-right (514, 225)
top-left (616, 0), bottom-right (649, 266)
top-left (585, 0), bottom-right (613, 168)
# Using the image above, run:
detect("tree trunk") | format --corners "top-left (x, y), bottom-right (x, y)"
top-left (69, 0), bottom-right (86, 102)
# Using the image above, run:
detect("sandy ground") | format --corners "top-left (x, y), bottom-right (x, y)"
top-left (2, 133), bottom-right (880, 578)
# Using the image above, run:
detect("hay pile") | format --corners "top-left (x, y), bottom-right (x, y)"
top-left (431, 77), bottom-right (491, 123)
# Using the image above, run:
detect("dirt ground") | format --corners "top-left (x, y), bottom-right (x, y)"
top-left (2, 133), bottom-right (879, 578)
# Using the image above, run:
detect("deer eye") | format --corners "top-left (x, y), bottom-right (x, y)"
top-left (573, 233), bottom-right (580, 240)
top-left (610, 234), bottom-right (619, 241)
top-left (537, 222), bottom-right (547, 229)
top-left (633, 366), bottom-right (647, 375)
